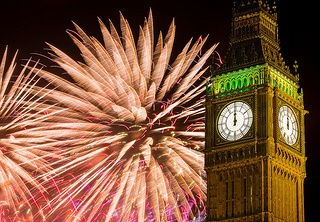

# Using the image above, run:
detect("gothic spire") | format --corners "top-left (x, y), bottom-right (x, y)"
top-left (216, 0), bottom-right (297, 83)
top-left (233, 0), bottom-right (277, 18)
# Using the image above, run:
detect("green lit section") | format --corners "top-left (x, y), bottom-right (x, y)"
top-left (210, 64), bottom-right (301, 100)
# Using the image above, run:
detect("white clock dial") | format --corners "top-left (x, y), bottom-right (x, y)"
top-left (217, 101), bottom-right (253, 141)
top-left (278, 106), bottom-right (298, 145)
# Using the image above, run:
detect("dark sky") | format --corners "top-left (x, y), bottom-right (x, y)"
top-left (0, 0), bottom-right (318, 220)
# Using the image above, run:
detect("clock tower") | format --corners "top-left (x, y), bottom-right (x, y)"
top-left (205, 1), bottom-right (307, 221)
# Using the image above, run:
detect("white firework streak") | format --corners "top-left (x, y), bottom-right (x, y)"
top-left (0, 47), bottom-right (63, 221)
top-left (29, 10), bottom-right (218, 221)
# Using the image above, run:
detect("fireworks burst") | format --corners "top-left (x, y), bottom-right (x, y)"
top-left (29, 10), bottom-right (217, 221)
top-left (0, 47), bottom-right (62, 220)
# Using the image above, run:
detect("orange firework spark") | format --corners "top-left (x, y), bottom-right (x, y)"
top-left (26, 10), bottom-right (218, 222)
top-left (0, 47), bottom-right (62, 221)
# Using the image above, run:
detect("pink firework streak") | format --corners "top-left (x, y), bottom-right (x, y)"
top-left (0, 47), bottom-right (63, 221)
top-left (27, 10), bottom-right (218, 221)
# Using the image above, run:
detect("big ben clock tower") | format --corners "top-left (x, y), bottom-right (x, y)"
top-left (205, 1), bottom-right (307, 221)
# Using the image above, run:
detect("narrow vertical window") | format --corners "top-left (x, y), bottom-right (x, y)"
top-left (250, 176), bottom-right (253, 213)
top-left (226, 181), bottom-right (229, 218)
top-left (232, 180), bottom-right (235, 217)
top-left (244, 178), bottom-right (247, 214)
top-left (226, 181), bottom-right (229, 200)
top-left (232, 181), bottom-right (235, 199)
top-left (296, 181), bottom-right (299, 222)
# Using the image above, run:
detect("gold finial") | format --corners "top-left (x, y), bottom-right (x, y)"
top-left (266, 1), bottom-right (270, 10)
top-left (273, 1), bottom-right (277, 10)
top-left (293, 60), bottom-right (299, 73)
top-left (272, 1), bottom-right (278, 17)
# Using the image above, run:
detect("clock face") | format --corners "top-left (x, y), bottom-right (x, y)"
top-left (217, 101), bottom-right (253, 141)
top-left (278, 106), bottom-right (298, 145)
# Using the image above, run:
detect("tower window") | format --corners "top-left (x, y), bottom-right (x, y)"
top-left (226, 181), bottom-right (229, 199)
top-left (243, 78), bottom-right (248, 87)
top-left (229, 151), bottom-right (233, 159)
top-left (231, 81), bottom-right (236, 90)
top-left (249, 77), bottom-right (254, 85)
top-left (226, 181), bottom-right (229, 218)
top-left (226, 82), bottom-right (230, 91)
top-left (232, 180), bottom-right (234, 199)
top-left (250, 176), bottom-right (253, 214)
top-left (220, 83), bottom-right (225, 93)
top-left (237, 79), bottom-right (242, 88)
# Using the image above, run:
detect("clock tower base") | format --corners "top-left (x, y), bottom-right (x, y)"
top-left (206, 147), bottom-right (305, 222)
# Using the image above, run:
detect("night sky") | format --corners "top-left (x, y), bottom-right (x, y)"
top-left (0, 0), bottom-right (318, 220)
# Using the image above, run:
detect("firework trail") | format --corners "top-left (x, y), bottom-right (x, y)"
top-left (30, 10), bottom-right (217, 221)
top-left (0, 47), bottom-right (62, 221)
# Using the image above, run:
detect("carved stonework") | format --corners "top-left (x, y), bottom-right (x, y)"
top-left (205, 1), bottom-right (306, 221)
top-left (215, 0), bottom-right (298, 85)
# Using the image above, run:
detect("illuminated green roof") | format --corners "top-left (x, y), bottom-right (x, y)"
top-left (209, 64), bottom-right (301, 100)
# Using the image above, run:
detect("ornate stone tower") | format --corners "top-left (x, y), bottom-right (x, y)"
top-left (204, 1), bottom-right (307, 221)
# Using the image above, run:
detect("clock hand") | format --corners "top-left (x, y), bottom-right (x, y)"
top-left (233, 103), bottom-right (237, 126)
top-left (233, 112), bottom-right (237, 126)
top-left (286, 117), bottom-right (290, 130)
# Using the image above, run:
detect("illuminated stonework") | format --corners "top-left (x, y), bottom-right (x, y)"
top-left (205, 1), bottom-right (307, 221)
top-left (211, 64), bottom-right (301, 100)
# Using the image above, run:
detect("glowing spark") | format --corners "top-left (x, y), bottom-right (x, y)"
top-left (28, 10), bottom-right (218, 221)
top-left (0, 47), bottom-right (60, 221)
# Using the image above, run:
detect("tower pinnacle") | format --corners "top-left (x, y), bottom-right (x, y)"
top-left (216, 0), bottom-right (297, 84)
top-left (233, 0), bottom-right (276, 15)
